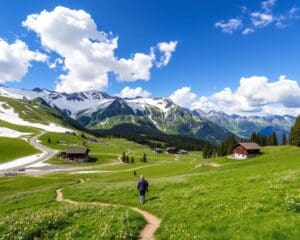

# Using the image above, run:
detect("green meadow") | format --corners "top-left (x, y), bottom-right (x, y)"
top-left (39, 132), bottom-right (176, 165)
top-left (0, 142), bottom-right (299, 239)
top-left (0, 137), bottom-right (40, 164)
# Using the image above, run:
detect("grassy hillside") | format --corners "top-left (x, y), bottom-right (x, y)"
top-left (0, 96), bottom-right (83, 131)
top-left (0, 145), bottom-right (299, 239)
top-left (0, 137), bottom-right (40, 164)
top-left (39, 132), bottom-right (175, 165)
top-left (0, 177), bottom-right (144, 239)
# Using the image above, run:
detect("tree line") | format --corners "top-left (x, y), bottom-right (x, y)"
top-left (290, 116), bottom-right (300, 146)
top-left (202, 130), bottom-right (288, 159)
top-left (122, 152), bottom-right (147, 163)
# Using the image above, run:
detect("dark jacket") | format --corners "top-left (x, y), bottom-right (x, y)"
top-left (137, 179), bottom-right (149, 192)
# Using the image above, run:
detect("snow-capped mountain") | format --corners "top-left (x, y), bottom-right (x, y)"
top-left (0, 85), bottom-right (231, 142)
top-left (194, 109), bottom-right (296, 138)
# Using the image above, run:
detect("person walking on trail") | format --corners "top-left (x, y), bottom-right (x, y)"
top-left (137, 175), bottom-right (149, 204)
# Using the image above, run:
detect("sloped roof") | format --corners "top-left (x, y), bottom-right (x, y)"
top-left (235, 142), bottom-right (260, 150)
top-left (66, 147), bottom-right (88, 154)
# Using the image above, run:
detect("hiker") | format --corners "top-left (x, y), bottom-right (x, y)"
top-left (137, 175), bottom-right (149, 204)
top-left (133, 170), bottom-right (137, 177)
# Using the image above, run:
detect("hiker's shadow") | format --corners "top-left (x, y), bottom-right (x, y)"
top-left (146, 196), bottom-right (160, 202)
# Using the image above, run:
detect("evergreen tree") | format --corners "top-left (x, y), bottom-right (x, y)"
top-left (47, 137), bottom-right (51, 144)
top-left (212, 148), bottom-right (217, 158)
top-left (267, 134), bottom-right (272, 146)
top-left (143, 153), bottom-right (147, 162)
top-left (271, 131), bottom-right (278, 146)
top-left (122, 152), bottom-right (126, 163)
top-left (282, 133), bottom-right (287, 145)
top-left (250, 132), bottom-right (257, 143)
top-left (290, 116), bottom-right (300, 146)
top-left (202, 142), bottom-right (209, 159)
top-left (126, 155), bottom-right (130, 163)
top-left (227, 134), bottom-right (237, 155)
top-left (131, 156), bottom-right (135, 163)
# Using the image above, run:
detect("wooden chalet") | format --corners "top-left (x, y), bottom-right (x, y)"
top-left (165, 147), bottom-right (178, 154)
top-left (233, 142), bottom-right (260, 159)
top-left (61, 147), bottom-right (90, 162)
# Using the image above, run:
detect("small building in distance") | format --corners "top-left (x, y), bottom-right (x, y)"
top-left (57, 140), bottom-right (67, 145)
top-left (60, 147), bottom-right (90, 162)
top-left (178, 149), bottom-right (188, 154)
top-left (165, 147), bottom-right (178, 154)
top-left (154, 148), bottom-right (164, 153)
top-left (233, 142), bottom-right (260, 159)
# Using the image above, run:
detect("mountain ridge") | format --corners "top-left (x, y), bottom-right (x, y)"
top-left (0, 85), bottom-right (295, 142)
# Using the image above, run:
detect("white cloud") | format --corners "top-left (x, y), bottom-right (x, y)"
top-left (242, 28), bottom-right (255, 35)
top-left (117, 86), bottom-right (151, 98)
top-left (251, 12), bottom-right (273, 27)
top-left (169, 86), bottom-right (197, 108)
top-left (215, 0), bottom-right (299, 35)
top-left (49, 58), bottom-right (63, 69)
top-left (155, 41), bottom-right (177, 67)
top-left (214, 19), bottom-right (243, 34)
top-left (0, 38), bottom-right (47, 83)
top-left (261, 0), bottom-right (276, 11)
top-left (170, 75), bottom-right (300, 116)
top-left (22, 6), bottom-right (177, 93)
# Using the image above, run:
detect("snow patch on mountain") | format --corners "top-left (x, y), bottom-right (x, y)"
top-left (0, 127), bottom-right (31, 138)
top-left (0, 102), bottom-right (71, 133)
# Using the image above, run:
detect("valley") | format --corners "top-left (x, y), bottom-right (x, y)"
top-left (0, 86), bottom-right (299, 239)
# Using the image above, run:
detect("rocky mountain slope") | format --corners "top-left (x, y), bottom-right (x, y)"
top-left (0, 86), bottom-right (231, 142)
top-left (194, 109), bottom-right (295, 138)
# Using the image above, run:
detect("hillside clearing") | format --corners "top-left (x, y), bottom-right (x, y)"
top-left (0, 137), bottom-right (40, 164)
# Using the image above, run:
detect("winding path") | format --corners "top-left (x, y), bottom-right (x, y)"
top-left (0, 131), bottom-right (58, 172)
top-left (56, 187), bottom-right (161, 240)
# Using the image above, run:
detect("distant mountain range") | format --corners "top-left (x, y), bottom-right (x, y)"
top-left (194, 109), bottom-right (295, 139)
top-left (0, 85), bottom-right (296, 143)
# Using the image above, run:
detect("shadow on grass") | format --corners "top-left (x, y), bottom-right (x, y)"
top-left (146, 196), bottom-right (160, 202)
top-left (88, 157), bottom-right (98, 162)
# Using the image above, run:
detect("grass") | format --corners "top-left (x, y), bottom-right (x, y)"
top-left (0, 137), bottom-right (40, 164)
top-left (0, 177), bottom-right (144, 240)
top-left (39, 132), bottom-right (177, 165)
top-left (0, 144), bottom-right (299, 239)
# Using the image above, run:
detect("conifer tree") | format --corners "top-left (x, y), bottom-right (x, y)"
top-left (131, 156), bottom-right (134, 163)
top-left (290, 116), bottom-right (300, 146)
top-left (143, 153), bottom-right (147, 162)
top-left (122, 152), bottom-right (126, 163)
top-left (282, 133), bottom-right (287, 145)
top-left (202, 142), bottom-right (209, 159)
top-left (272, 131), bottom-right (278, 146)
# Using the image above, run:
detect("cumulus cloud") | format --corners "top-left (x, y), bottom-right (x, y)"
top-left (251, 12), bottom-right (274, 27)
top-left (117, 86), bottom-right (151, 98)
top-left (215, 0), bottom-right (299, 35)
top-left (170, 75), bottom-right (300, 116)
top-left (155, 41), bottom-right (177, 67)
top-left (22, 6), bottom-right (177, 93)
top-left (214, 19), bottom-right (242, 34)
top-left (0, 38), bottom-right (47, 83)
top-left (169, 86), bottom-right (197, 108)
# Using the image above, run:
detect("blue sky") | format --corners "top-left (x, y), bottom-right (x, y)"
top-left (1, 0), bottom-right (300, 115)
